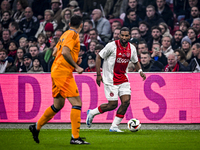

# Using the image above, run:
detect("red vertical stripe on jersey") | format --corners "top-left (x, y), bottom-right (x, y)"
top-left (113, 40), bottom-right (131, 85)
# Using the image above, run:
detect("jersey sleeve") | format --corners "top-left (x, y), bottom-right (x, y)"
top-left (98, 42), bottom-right (114, 59)
top-left (130, 43), bottom-right (138, 63)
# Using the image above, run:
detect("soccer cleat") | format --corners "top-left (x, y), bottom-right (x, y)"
top-left (70, 137), bottom-right (90, 145)
top-left (29, 124), bottom-right (40, 143)
top-left (86, 109), bottom-right (94, 128)
top-left (109, 126), bottom-right (124, 132)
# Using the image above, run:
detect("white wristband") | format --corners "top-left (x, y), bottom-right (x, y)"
top-left (138, 69), bottom-right (143, 73)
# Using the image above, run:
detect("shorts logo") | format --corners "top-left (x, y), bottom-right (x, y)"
top-left (76, 89), bottom-right (78, 93)
top-left (110, 92), bottom-right (114, 97)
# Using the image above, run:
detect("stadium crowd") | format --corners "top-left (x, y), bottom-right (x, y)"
top-left (0, 0), bottom-right (200, 73)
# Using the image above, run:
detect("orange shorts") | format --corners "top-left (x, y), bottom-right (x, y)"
top-left (52, 76), bottom-right (79, 98)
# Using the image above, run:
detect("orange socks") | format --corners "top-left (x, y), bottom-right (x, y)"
top-left (70, 106), bottom-right (81, 139)
top-left (36, 106), bottom-right (57, 130)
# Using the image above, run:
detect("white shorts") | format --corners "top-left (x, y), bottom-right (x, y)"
top-left (104, 82), bottom-right (131, 101)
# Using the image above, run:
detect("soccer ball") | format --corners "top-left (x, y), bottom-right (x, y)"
top-left (127, 118), bottom-right (141, 132)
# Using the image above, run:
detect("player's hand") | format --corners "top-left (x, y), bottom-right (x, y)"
top-left (96, 75), bottom-right (102, 87)
top-left (77, 57), bottom-right (82, 65)
top-left (140, 72), bottom-right (146, 81)
top-left (75, 66), bottom-right (84, 74)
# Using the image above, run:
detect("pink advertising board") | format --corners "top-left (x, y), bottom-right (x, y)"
top-left (0, 73), bottom-right (200, 123)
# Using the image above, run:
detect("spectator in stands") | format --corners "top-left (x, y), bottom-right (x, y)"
top-left (28, 36), bottom-right (37, 47)
top-left (187, 27), bottom-right (200, 45)
top-left (73, 7), bottom-right (83, 17)
top-left (14, 47), bottom-right (26, 72)
top-left (19, 7), bottom-right (39, 38)
top-left (127, 62), bottom-right (135, 72)
top-left (44, 22), bottom-right (54, 44)
top-left (91, 9), bottom-right (111, 43)
top-left (83, 20), bottom-right (93, 49)
top-left (1, 11), bottom-right (14, 29)
top-left (164, 53), bottom-right (187, 72)
top-left (54, 29), bottom-right (63, 39)
top-left (185, 0), bottom-right (200, 20)
top-left (140, 51), bottom-right (153, 72)
top-left (0, 39), bottom-right (3, 50)
top-left (40, 37), bottom-right (59, 72)
top-left (147, 26), bottom-right (162, 50)
top-left (31, 0), bottom-right (50, 21)
top-left (192, 18), bottom-right (200, 40)
top-left (94, 44), bottom-right (104, 56)
top-left (158, 22), bottom-right (172, 38)
top-left (9, 21), bottom-right (27, 45)
top-left (83, 0), bottom-right (107, 16)
top-left (188, 43), bottom-right (200, 72)
top-left (12, 0), bottom-right (28, 23)
top-left (174, 49), bottom-right (189, 67)
top-left (186, 6), bottom-right (200, 25)
top-left (5, 56), bottom-right (17, 72)
top-left (23, 52), bottom-right (32, 72)
top-left (120, 0), bottom-right (146, 20)
top-left (2, 29), bottom-right (11, 50)
top-left (144, 5), bottom-right (165, 30)
top-left (104, 0), bottom-right (123, 20)
top-left (111, 28), bottom-right (120, 41)
top-left (29, 45), bottom-right (39, 59)
top-left (88, 40), bottom-right (98, 53)
top-left (85, 52), bottom-right (100, 72)
top-left (130, 27), bottom-right (144, 42)
top-left (151, 42), bottom-right (168, 66)
top-left (138, 41), bottom-right (149, 56)
top-left (138, 21), bottom-right (150, 43)
top-left (161, 35), bottom-right (174, 58)
top-left (19, 37), bottom-right (28, 52)
top-left (67, 0), bottom-right (79, 10)
top-left (37, 33), bottom-right (47, 53)
top-left (56, 8), bottom-right (72, 32)
top-left (156, 0), bottom-right (174, 30)
top-left (51, 0), bottom-right (62, 24)
top-left (181, 36), bottom-right (193, 63)
top-left (0, 22), bottom-right (2, 37)
top-left (8, 40), bottom-right (18, 60)
top-left (179, 20), bottom-right (190, 36)
top-left (35, 9), bottom-right (57, 38)
top-left (0, 0), bottom-right (11, 20)
top-left (79, 44), bottom-right (88, 70)
top-left (28, 57), bottom-right (44, 72)
top-left (109, 20), bottom-right (122, 41)
top-left (88, 28), bottom-right (105, 47)
top-left (79, 32), bottom-right (86, 50)
top-left (173, 0), bottom-right (189, 21)
top-left (0, 48), bottom-right (8, 73)
top-left (123, 9), bottom-right (141, 30)
top-left (171, 30), bottom-right (184, 50)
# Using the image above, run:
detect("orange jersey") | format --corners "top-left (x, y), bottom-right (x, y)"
top-left (51, 29), bottom-right (80, 77)
top-left (51, 29), bottom-right (80, 98)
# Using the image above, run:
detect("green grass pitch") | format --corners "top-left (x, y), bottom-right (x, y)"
top-left (0, 128), bottom-right (200, 150)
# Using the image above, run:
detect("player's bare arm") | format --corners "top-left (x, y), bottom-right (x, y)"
top-left (62, 46), bottom-right (83, 74)
top-left (134, 61), bottom-right (146, 81)
top-left (52, 47), bottom-right (58, 57)
top-left (96, 54), bottom-right (103, 86)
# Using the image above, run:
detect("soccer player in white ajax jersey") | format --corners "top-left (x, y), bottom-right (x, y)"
top-left (86, 27), bottom-right (146, 132)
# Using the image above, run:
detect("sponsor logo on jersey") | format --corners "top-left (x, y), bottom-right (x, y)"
top-left (110, 92), bottom-right (114, 97)
top-left (116, 58), bottom-right (130, 63)
top-left (119, 53), bottom-right (122, 55)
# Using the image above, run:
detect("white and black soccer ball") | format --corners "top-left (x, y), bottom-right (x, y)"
top-left (127, 118), bottom-right (141, 132)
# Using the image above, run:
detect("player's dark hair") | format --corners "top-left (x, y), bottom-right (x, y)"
top-left (120, 27), bottom-right (130, 35)
top-left (70, 15), bottom-right (83, 28)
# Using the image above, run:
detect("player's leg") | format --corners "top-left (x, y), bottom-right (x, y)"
top-left (86, 84), bottom-right (118, 128)
top-left (110, 82), bottom-right (131, 132)
top-left (67, 96), bottom-right (90, 144)
top-left (29, 95), bottom-right (65, 143)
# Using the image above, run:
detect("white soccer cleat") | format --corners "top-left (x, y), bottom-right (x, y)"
top-left (109, 126), bottom-right (124, 132)
top-left (86, 110), bottom-right (94, 128)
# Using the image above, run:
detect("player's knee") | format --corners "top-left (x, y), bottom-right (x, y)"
top-left (109, 103), bottom-right (118, 110)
